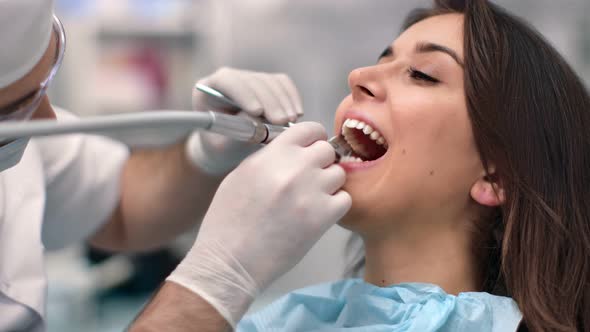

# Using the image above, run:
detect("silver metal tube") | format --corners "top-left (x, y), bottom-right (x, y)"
top-left (328, 135), bottom-right (352, 162)
top-left (263, 123), bottom-right (287, 143)
top-left (206, 112), bottom-right (289, 144)
top-left (208, 112), bottom-right (261, 142)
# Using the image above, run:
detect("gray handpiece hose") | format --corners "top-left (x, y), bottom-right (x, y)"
top-left (0, 110), bottom-right (348, 158)
top-left (0, 110), bottom-right (287, 147)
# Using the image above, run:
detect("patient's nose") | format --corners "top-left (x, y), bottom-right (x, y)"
top-left (348, 67), bottom-right (386, 103)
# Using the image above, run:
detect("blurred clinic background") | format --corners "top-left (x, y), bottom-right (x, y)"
top-left (46, 0), bottom-right (590, 331)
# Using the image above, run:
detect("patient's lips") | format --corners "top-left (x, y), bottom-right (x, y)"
top-left (339, 116), bottom-right (388, 166)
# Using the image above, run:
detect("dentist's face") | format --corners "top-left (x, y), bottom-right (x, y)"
top-left (0, 33), bottom-right (58, 121)
top-left (334, 14), bottom-right (483, 234)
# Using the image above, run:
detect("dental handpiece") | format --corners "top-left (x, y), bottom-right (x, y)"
top-left (0, 111), bottom-right (352, 160)
top-left (210, 114), bottom-right (352, 160)
top-left (208, 111), bottom-right (286, 144)
top-left (196, 83), bottom-right (353, 161)
top-left (202, 112), bottom-right (352, 160)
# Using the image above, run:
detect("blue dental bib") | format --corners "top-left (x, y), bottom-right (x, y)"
top-left (237, 279), bottom-right (522, 332)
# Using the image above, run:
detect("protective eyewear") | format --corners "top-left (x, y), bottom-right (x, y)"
top-left (0, 14), bottom-right (66, 122)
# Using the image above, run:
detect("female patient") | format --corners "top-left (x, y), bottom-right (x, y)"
top-left (238, 0), bottom-right (590, 331)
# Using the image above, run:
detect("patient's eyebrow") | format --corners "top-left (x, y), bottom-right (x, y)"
top-left (416, 42), bottom-right (464, 67)
top-left (377, 43), bottom-right (464, 68)
top-left (378, 46), bottom-right (393, 61)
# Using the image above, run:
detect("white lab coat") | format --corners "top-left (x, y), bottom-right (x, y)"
top-left (0, 108), bottom-right (129, 331)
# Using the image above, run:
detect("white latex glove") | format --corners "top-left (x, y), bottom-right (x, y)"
top-left (186, 67), bottom-right (303, 175)
top-left (168, 122), bottom-right (351, 328)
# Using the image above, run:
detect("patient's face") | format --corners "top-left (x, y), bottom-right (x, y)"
top-left (334, 14), bottom-right (483, 234)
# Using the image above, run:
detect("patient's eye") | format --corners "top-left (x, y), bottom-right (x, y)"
top-left (408, 67), bottom-right (440, 84)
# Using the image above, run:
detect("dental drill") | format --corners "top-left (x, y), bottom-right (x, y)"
top-left (0, 82), bottom-right (353, 161)
top-left (0, 111), bottom-right (353, 160)
top-left (194, 83), bottom-right (353, 160)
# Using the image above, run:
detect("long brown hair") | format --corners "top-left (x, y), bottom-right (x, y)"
top-left (348, 0), bottom-right (590, 330)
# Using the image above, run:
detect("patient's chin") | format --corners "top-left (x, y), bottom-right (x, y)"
top-left (338, 206), bottom-right (374, 233)
top-left (338, 213), bottom-right (357, 230)
top-left (338, 195), bottom-right (406, 236)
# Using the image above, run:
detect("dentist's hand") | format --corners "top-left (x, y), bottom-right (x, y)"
top-left (167, 122), bottom-right (351, 328)
top-left (186, 67), bottom-right (303, 175)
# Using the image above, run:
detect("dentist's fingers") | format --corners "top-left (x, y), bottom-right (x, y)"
top-left (271, 122), bottom-right (327, 148)
top-left (318, 190), bottom-right (352, 229)
top-left (245, 74), bottom-right (290, 125)
top-left (256, 73), bottom-right (298, 122)
top-left (331, 190), bottom-right (352, 216)
top-left (275, 73), bottom-right (304, 118)
top-left (307, 140), bottom-right (337, 168)
top-left (319, 164), bottom-right (347, 195)
top-left (189, 67), bottom-right (306, 176)
top-left (195, 67), bottom-right (304, 126)
top-left (200, 68), bottom-right (264, 115)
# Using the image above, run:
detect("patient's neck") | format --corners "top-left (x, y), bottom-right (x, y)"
top-left (361, 220), bottom-right (479, 295)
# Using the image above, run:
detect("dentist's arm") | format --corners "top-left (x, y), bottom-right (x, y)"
top-left (131, 282), bottom-right (230, 332)
top-left (129, 122), bottom-right (351, 331)
top-left (89, 68), bottom-right (303, 252)
top-left (89, 140), bottom-right (222, 252)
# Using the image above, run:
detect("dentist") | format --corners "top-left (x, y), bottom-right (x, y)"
top-left (0, 0), bottom-right (350, 331)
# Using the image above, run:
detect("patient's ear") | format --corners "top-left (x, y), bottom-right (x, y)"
top-left (470, 169), bottom-right (505, 207)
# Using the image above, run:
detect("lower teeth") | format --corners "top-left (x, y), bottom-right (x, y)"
top-left (340, 155), bottom-right (365, 163)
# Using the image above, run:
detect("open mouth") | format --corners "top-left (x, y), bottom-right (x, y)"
top-left (340, 118), bottom-right (389, 163)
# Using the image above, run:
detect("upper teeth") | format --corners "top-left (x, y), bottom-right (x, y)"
top-left (341, 118), bottom-right (388, 149)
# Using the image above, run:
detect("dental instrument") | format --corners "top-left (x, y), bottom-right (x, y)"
top-left (195, 83), bottom-right (298, 127)
top-left (0, 111), bottom-right (283, 147)
top-left (195, 83), bottom-right (243, 111)
top-left (0, 83), bottom-right (351, 159)
top-left (194, 83), bottom-right (352, 160)
top-left (0, 111), bottom-right (352, 160)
